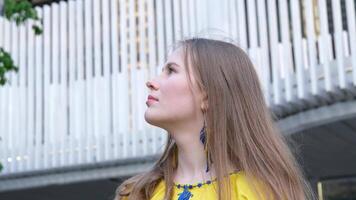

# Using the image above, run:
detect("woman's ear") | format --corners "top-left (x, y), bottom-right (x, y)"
top-left (200, 103), bottom-right (208, 112)
top-left (200, 92), bottom-right (208, 112)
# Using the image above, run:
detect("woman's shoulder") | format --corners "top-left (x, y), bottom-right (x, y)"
top-left (151, 179), bottom-right (166, 198)
top-left (231, 171), bottom-right (271, 200)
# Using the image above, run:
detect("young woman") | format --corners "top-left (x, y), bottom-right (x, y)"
top-left (114, 38), bottom-right (315, 200)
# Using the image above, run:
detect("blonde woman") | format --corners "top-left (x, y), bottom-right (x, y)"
top-left (114, 38), bottom-right (315, 200)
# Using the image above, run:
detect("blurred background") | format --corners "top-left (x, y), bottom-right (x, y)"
top-left (0, 0), bottom-right (356, 199)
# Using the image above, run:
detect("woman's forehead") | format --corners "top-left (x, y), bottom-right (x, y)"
top-left (167, 47), bottom-right (185, 64)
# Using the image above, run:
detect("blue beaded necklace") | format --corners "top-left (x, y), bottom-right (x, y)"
top-left (175, 171), bottom-right (238, 200)
top-left (175, 179), bottom-right (213, 200)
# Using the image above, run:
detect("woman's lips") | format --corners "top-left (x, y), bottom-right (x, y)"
top-left (146, 95), bottom-right (158, 106)
top-left (146, 99), bottom-right (158, 106)
top-left (147, 95), bottom-right (158, 101)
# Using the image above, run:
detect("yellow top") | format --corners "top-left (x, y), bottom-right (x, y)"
top-left (123, 171), bottom-right (266, 200)
top-left (153, 171), bottom-right (267, 200)
top-left (121, 171), bottom-right (269, 200)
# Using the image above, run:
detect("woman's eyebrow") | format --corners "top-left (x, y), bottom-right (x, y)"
top-left (162, 62), bottom-right (180, 72)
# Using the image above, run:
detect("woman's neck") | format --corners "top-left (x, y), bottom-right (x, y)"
top-left (172, 130), bottom-right (214, 184)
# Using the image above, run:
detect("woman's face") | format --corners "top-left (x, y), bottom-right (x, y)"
top-left (144, 47), bottom-right (202, 129)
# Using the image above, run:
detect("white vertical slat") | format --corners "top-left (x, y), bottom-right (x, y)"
top-left (193, 0), bottom-right (199, 35)
top-left (42, 5), bottom-right (51, 169)
top-left (112, 63), bottom-right (119, 159)
top-left (147, 0), bottom-right (159, 154)
top-left (48, 8), bottom-right (56, 168)
top-left (119, 0), bottom-right (130, 158)
top-left (195, 0), bottom-right (208, 33)
top-left (8, 21), bottom-right (18, 173)
top-left (279, 0), bottom-right (294, 102)
top-left (228, 0), bottom-right (238, 40)
top-left (247, 0), bottom-right (259, 85)
top-left (195, 0), bottom-right (202, 32)
top-left (290, 0), bottom-right (306, 99)
top-left (225, 0), bottom-right (232, 37)
top-left (34, 7), bottom-right (43, 170)
top-left (188, 0), bottom-right (196, 35)
top-left (110, 0), bottom-right (120, 159)
top-left (3, 80), bottom-right (10, 174)
top-left (302, 38), bottom-right (309, 71)
top-left (0, 17), bottom-right (5, 171)
top-left (110, 0), bottom-right (119, 75)
top-left (50, 3), bottom-right (60, 168)
top-left (92, 0), bottom-right (101, 77)
top-left (346, 0), bottom-right (356, 85)
top-left (26, 18), bottom-right (35, 171)
top-left (138, 0), bottom-right (149, 155)
top-left (101, 0), bottom-right (111, 160)
top-left (73, 0), bottom-right (82, 164)
top-left (84, 0), bottom-right (94, 163)
top-left (71, 1), bottom-right (84, 164)
top-left (181, 0), bottom-right (189, 37)
top-left (11, 22), bottom-right (19, 85)
top-left (173, 0), bottom-right (182, 40)
top-left (109, 0), bottom-right (119, 159)
top-left (9, 24), bottom-right (16, 173)
top-left (215, 0), bottom-right (229, 34)
top-left (92, 0), bottom-right (103, 162)
top-left (257, 0), bottom-right (271, 106)
top-left (17, 21), bottom-right (27, 173)
top-left (318, 0), bottom-right (333, 91)
top-left (75, 0), bottom-right (85, 163)
top-left (165, 0), bottom-right (173, 47)
top-left (58, 1), bottom-right (68, 167)
top-left (247, 0), bottom-right (258, 49)
top-left (332, 0), bottom-right (346, 88)
top-left (129, 0), bottom-right (137, 157)
top-left (68, 0), bottom-right (76, 165)
top-left (138, 0), bottom-right (147, 130)
top-left (3, 25), bottom-right (12, 172)
top-left (156, 0), bottom-right (165, 65)
top-left (237, 0), bottom-right (247, 51)
top-left (136, 69), bottom-right (146, 155)
top-left (267, 0), bottom-right (282, 104)
top-left (10, 22), bottom-right (18, 172)
top-left (342, 31), bottom-right (349, 57)
top-left (0, 86), bottom-right (6, 169)
top-left (305, 0), bottom-right (319, 95)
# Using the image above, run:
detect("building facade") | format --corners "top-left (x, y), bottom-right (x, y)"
top-left (0, 0), bottom-right (356, 199)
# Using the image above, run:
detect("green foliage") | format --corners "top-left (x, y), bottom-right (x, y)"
top-left (0, 0), bottom-right (41, 87)
top-left (4, 0), bottom-right (43, 35)
top-left (32, 23), bottom-right (43, 35)
top-left (0, 47), bottom-right (18, 85)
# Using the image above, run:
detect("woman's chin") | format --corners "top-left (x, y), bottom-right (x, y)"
top-left (144, 111), bottom-right (161, 126)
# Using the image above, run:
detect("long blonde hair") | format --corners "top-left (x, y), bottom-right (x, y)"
top-left (114, 38), bottom-right (315, 200)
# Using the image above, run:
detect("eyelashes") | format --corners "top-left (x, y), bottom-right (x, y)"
top-left (167, 66), bottom-right (174, 74)
top-left (166, 64), bottom-right (175, 74)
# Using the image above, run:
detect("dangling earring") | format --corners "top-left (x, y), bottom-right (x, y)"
top-left (199, 118), bottom-right (210, 173)
top-left (172, 143), bottom-right (178, 169)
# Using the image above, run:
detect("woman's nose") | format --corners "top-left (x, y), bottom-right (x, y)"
top-left (146, 80), bottom-right (159, 90)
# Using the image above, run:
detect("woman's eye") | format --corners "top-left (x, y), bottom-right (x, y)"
top-left (167, 66), bottom-right (174, 74)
